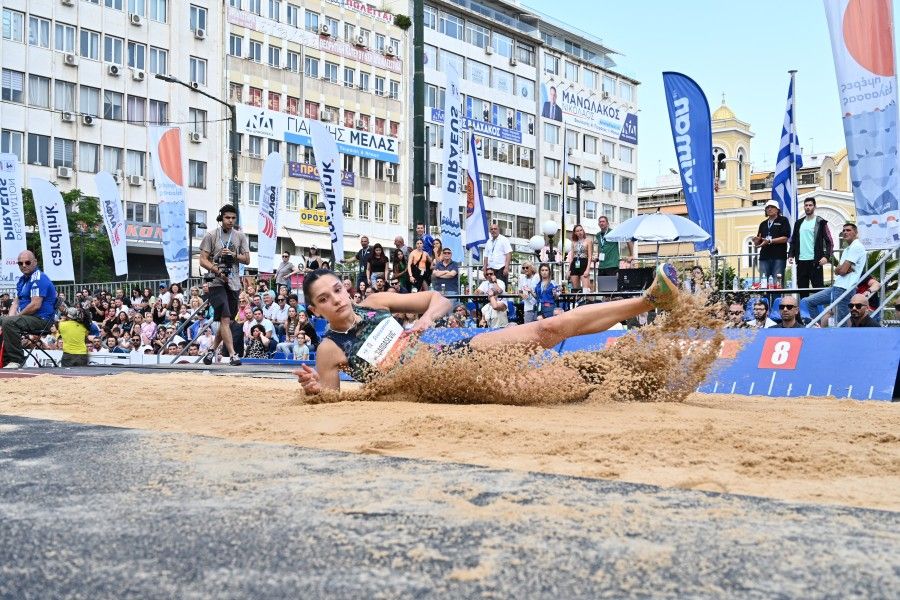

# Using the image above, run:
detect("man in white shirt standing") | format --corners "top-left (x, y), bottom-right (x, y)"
top-left (518, 262), bottom-right (540, 323)
top-left (483, 223), bottom-right (513, 287)
top-left (801, 222), bottom-right (866, 325)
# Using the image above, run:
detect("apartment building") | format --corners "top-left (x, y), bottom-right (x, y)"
top-left (1, 0), bottom-right (225, 277)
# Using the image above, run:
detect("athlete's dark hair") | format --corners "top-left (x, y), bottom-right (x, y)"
top-left (302, 268), bottom-right (339, 307)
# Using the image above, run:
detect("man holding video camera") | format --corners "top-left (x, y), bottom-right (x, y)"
top-left (199, 204), bottom-right (250, 365)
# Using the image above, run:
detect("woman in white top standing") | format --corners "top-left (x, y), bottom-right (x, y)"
top-left (567, 224), bottom-right (593, 292)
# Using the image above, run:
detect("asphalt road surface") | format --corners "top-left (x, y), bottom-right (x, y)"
top-left (1, 415), bottom-right (897, 599)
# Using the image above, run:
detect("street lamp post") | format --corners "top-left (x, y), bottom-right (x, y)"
top-left (154, 74), bottom-right (238, 201)
top-left (567, 176), bottom-right (595, 226)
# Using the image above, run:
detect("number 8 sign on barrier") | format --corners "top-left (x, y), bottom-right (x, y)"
top-left (758, 337), bottom-right (803, 370)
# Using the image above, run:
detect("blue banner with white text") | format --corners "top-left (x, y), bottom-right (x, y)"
top-left (662, 72), bottom-right (714, 252)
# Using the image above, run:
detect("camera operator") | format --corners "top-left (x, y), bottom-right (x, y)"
top-left (198, 204), bottom-right (250, 365)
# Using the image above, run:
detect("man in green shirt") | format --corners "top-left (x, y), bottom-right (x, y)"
top-left (594, 216), bottom-right (634, 276)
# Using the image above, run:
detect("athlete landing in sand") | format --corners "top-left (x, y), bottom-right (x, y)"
top-left (294, 263), bottom-right (680, 395)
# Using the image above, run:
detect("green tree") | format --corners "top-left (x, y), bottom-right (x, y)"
top-left (22, 187), bottom-right (116, 284)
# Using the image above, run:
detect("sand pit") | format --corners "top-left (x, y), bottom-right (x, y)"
top-left (1, 372), bottom-right (897, 511)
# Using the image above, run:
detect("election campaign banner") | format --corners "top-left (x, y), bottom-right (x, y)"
top-left (541, 76), bottom-right (638, 144)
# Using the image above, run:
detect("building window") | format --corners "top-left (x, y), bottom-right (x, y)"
top-left (189, 56), bottom-right (207, 85)
top-left (189, 108), bottom-right (207, 137)
top-left (80, 85), bottom-right (100, 116)
top-left (27, 75), bottom-right (50, 108)
top-left (129, 0), bottom-right (147, 17)
top-left (286, 3), bottom-right (300, 27)
top-left (737, 150), bottom-right (745, 188)
top-left (268, 92), bottom-right (280, 112)
top-left (620, 177), bottom-right (634, 195)
top-left (825, 169), bottom-right (833, 190)
top-left (104, 35), bottom-right (123, 64)
top-left (27, 133), bottom-right (50, 166)
top-left (53, 138), bottom-right (75, 168)
top-left (229, 34), bottom-right (242, 57)
top-left (104, 91), bottom-right (123, 120)
top-left (304, 10), bottom-right (318, 32)
top-left (127, 41), bottom-right (146, 70)
top-left (374, 76), bottom-right (385, 96)
top-left (149, 99), bottom-right (167, 125)
top-left (439, 12), bottom-right (463, 39)
top-left (228, 83), bottom-right (243, 104)
top-left (268, 46), bottom-right (281, 67)
top-left (28, 16), bottom-right (50, 48)
top-left (303, 191), bottom-right (318, 209)
top-left (55, 23), bottom-right (75, 53)
top-left (248, 136), bottom-right (262, 157)
top-left (148, 202), bottom-right (160, 223)
top-left (343, 22), bottom-right (355, 41)
top-left (423, 4), bottom-right (437, 29)
top-left (389, 204), bottom-right (400, 224)
top-left (80, 29), bottom-right (100, 60)
top-left (268, 0), bottom-right (280, 21)
top-left (286, 96), bottom-right (299, 115)
top-left (602, 139), bottom-right (615, 160)
top-left (247, 182), bottom-right (260, 206)
top-left (324, 61), bottom-right (338, 83)
top-left (245, 40), bottom-right (260, 62)
top-left (105, 0), bottom-right (124, 9)
top-left (565, 61), bottom-right (579, 82)
top-left (583, 135), bottom-right (598, 154)
top-left (286, 50), bottom-right (300, 72)
top-left (1, 130), bottom-right (23, 161)
top-left (248, 86), bottom-right (262, 107)
top-left (389, 80), bottom-right (400, 100)
top-left (103, 146), bottom-right (123, 172)
top-left (374, 202), bottom-right (385, 222)
top-left (188, 160), bottom-right (207, 188)
top-left (343, 198), bottom-right (354, 218)
top-left (359, 200), bottom-right (370, 220)
top-left (149, 47), bottom-right (167, 75)
top-left (285, 189), bottom-right (299, 211)
top-left (304, 56), bottom-right (318, 78)
top-left (2, 9), bottom-right (24, 42)
top-left (78, 142), bottom-right (99, 172)
top-left (602, 75), bottom-right (616, 95)
top-left (465, 21), bottom-right (489, 49)
top-left (602, 204), bottom-right (615, 220)
top-left (544, 53), bottom-right (559, 75)
top-left (126, 149), bottom-right (145, 176)
top-left (358, 72), bottom-right (369, 92)
top-left (126, 95), bottom-right (146, 124)
top-left (543, 123), bottom-right (559, 145)
top-left (248, 0), bottom-right (261, 14)
top-left (189, 5), bottom-right (207, 32)
top-left (126, 202), bottom-right (145, 222)
top-left (619, 145), bottom-right (633, 164)
top-left (515, 182), bottom-right (536, 205)
top-left (344, 67), bottom-right (355, 87)
top-left (1, 69), bottom-right (24, 103)
top-left (267, 139), bottom-right (280, 154)
top-left (584, 200), bottom-right (597, 220)
top-left (620, 82), bottom-right (634, 102)
top-left (304, 100), bottom-right (318, 120)
top-left (359, 158), bottom-right (370, 178)
top-left (583, 69), bottom-right (597, 90)
top-left (620, 207), bottom-right (634, 221)
top-left (602, 171), bottom-right (615, 191)
top-left (149, 0), bottom-right (167, 22)
top-left (543, 157), bottom-right (559, 179)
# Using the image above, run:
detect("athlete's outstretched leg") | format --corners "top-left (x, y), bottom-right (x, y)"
top-left (469, 263), bottom-right (679, 351)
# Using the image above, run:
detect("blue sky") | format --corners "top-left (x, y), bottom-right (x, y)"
top-left (525, 0), bottom-right (899, 186)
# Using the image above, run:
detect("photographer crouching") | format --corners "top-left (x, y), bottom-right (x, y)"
top-left (198, 204), bottom-right (250, 366)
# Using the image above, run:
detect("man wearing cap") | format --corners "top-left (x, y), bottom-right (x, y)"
top-left (753, 200), bottom-right (791, 285)
top-left (1, 250), bottom-right (58, 369)
top-left (199, 204), bottom-right (250, 365)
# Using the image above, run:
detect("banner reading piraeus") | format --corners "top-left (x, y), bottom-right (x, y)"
top-left (149, 126), bottom-right (189, 282)
top-left (308, 119), bottom-right (345, 261)
top-left (440, 61), bottom-right (464, 260)
top-left (662, 72), bottom-right (715, 252)
top-left (0, 154), bottom-right (26, 287)
top-left (257, 152), bottom-right (284, 274)
top-left (29, 177), bottom-right (75, 281)
top-left (94, 171), bottom-right (129, 276)
top-left (824, 0), bottom-right (900, 248)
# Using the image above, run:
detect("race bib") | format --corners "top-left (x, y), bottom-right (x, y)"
top-left (355, 317), bottom-right (410, 371)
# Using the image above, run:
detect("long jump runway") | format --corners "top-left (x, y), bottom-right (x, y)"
top-left (0, 415), bottom-right (897, 599)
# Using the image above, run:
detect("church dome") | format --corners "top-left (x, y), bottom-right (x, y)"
top-left (712, 103), bottom-right (735, 120)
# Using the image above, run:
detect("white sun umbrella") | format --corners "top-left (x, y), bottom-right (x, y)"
top-left (605, 213), bottom-right (710, 264)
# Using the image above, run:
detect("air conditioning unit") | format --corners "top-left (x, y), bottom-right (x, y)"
top-left (61, 111), bottom-right (75, 123)
top-left (127, 175), bottom-right (143, 186)
top-left (108, 64), bottom-right (120, 76)
top-left (601, 154), bottom-right (610, 165)
top-left (384, 47), bottom-right (396, 57)
top-left (190, 80), bottom-right (200, 89)
top-left (385, 166), bottom-right (395, 178)
top-left (61, 0), bottom-right (74, 5)
top-left (194, 28), bottom-right (206, 40)
top-left (322, 109), bottom-right (334, 122)
top-left (129, 13), bottom-right (143, 26)
top-left (354, 35), bottom-right (367, 47)
top-left (485, 45), bottom-right (494, 55)
top-left (318, 23), bottom-right (331, 36)
top-left (602, 91), bottom-right (610, 100)
top-left (131, 69), bottom-right (145, 81)
top-left (488, 188), bottom-right (497, 197)
top-left (509, 56), bottom-right (518, 67)
top-left (188, 131), bottom-right (202, 143)
top-left (56, 166), bottom-right (73, 179)
top-left (355, 119), bottom-right (365, 129)
top-left (113, 169), bottom-right (123, 183)
top-left (64, 53), bottom-right (78, 66)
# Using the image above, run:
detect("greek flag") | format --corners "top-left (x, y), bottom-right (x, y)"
top-left (772, 75), bottom-right (803, 229)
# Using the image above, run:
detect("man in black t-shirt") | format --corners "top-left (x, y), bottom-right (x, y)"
top-left (753, 200), bottom-right (791, 284)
